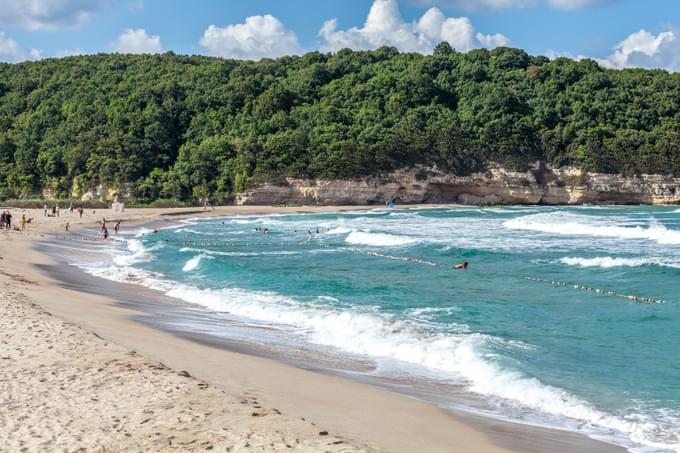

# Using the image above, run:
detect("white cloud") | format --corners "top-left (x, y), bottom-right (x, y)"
top-left (0, 0), bottom-right (110, 31)
top-left (113, 28), bottom-right (161, 54)
top-left (320, 0), bottom-right (509, 54)
top-left (598, 29), bottom-right (680, 72)
top-left (199, 15), bottom-right (301, 60)
top-left (0, 32), bottom-right (42, 63)
top-left (411, 0), bottom-right (619, 10)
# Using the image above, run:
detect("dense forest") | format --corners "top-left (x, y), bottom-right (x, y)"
top-left (1, 44), bottom-right (680, 202)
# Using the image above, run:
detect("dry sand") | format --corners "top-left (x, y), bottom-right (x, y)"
top-left (0, 288), bottom-right (371, 452)
top-left (0, 205), bottom-right (625, 452)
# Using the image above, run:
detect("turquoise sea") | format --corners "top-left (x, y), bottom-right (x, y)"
top-left (83, 206), bottom-right (680, 452)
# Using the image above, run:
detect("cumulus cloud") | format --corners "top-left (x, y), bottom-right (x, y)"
top-left (0, 32), bottom-right (42, 63)
top-left (599, 29), bottom-right (680, 72)
top-left (320, 0), bottom-right (509, 53)
top-left (113, 28), bottom-right (161, 54)
top-left (199, 15), bottom-right (301, 60)
top-left (0, 0), bottom-right (110, 30)
top-left (411, 0), bottom-right (619, 10)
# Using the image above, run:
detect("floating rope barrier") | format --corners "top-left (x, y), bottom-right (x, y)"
top-left (523, 277), bottom-right (667, 304)
top-left (355, 250), bottom-right (669, 305)
top-left (358, 250), bottom-right (439, 266)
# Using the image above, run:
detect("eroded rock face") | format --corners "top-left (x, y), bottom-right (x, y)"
top-left (235, 164), bottom-right (680, 206)
top-left (79, 184), bottom-right (132, 202)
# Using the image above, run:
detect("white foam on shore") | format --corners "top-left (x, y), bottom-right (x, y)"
top-left (345, 231), bottom-right (418, 247)
top-left (504, 213), bottom-right (680, 245)
top-left (560, 256), bottom-right (680, 269)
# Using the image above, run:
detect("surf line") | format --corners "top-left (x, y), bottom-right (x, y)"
top-left (523, 277), bottom-right (668, 305)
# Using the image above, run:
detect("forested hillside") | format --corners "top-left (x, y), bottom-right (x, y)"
top-left (1, 44), bottom-right (679, 202)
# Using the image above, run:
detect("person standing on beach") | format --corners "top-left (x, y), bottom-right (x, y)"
top-left (20, 214), bottom-right (26, 230)
top-left (5, 211), bottom-right (12, 230)
top-left (114, 221), bottom-right (120, 235)
top-left (103, 226), bottom-right (108, 239)
top-left (44, 204), bottom-right (48, 216)
top-left (101, 218), bottom-right (107, 235)
top-left (78, 207), bottom-right (83, 218)
top-left (65, 222), bottom-right (70, 232)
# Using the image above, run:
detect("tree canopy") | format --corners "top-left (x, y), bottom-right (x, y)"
top-left (1, 46), bottom-right (679, 202)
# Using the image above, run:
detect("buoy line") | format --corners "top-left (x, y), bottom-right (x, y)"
top-left (356, 250), bottom-right (439, 266)
top-left (355, 251), bottom-right (669, 304)
top-left (523, 277), bottom-right (668, 304)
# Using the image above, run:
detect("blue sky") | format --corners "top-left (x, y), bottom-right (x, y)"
top-left (0, 0), bottom-right (679, 70)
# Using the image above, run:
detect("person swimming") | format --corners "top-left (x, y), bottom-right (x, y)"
top-left (454, 262), bottom-right (468, 269)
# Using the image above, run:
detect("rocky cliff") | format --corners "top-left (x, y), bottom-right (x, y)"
top-left (235, 164), bottom-right (680, 206)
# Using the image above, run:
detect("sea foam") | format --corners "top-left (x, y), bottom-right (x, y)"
top-left (182, 254), bottom-right (213, 272)
top-left (345, 231), bottom-right (418, 247)
top-left (559, 256), bottom-right (680, 269)
top-left (504, 213), bottom-right (680, 245)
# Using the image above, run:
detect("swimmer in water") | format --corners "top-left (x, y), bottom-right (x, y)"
top-left (454, 262), bottom-right (468, 269)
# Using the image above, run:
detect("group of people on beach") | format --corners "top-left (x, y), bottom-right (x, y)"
top-left (1, 211), bottom-right (30, 231)
top-left (98, 218), bottom-right (121, 239)
top-left (45, 204), bottom-right (85, 219)
top-left (1, 211), bottom-right (13, 230)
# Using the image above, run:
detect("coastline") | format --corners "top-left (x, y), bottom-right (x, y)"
top-left (0, 206), bottom-right (627, 452)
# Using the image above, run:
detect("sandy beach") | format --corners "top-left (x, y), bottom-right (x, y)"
top-left (0, 205), bottom-right (626, 452)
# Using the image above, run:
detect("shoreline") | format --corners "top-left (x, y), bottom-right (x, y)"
top-left (0, 205), bottom-right (627, 452)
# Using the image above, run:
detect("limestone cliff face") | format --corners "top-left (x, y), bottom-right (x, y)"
top-left (235, 164), bottom-right (680, 206)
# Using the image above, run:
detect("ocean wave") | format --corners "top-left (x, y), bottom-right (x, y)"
top-left (112, 239), bottom-right (162, 266)
top-left (174, 228), bottom-right (224, 236)
top-left (504, 213), bottom-right (680, 245)
top-left (182, 254), bottom-right (214, 272)
top-left (406, 306), bottom-right (461, 317)
top-left (345, 231), bottom-right (418, 247)
top-left (231, 218), bottom-right (264, 224)
top-left (560, 256), bottom-right (680, 269)
top-left (179, 246), bottom-right (303, 257)
top-left (326, 226), bottom-right (353, 235)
